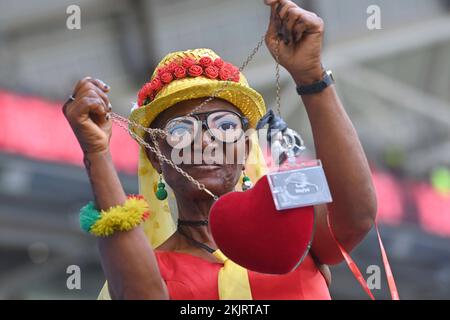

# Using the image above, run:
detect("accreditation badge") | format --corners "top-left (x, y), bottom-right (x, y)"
top-left (267, 159), bottom-right (332, 210)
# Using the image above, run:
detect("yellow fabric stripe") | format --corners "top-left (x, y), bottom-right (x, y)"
top-left (213, 249), bottom-right (253, 300)
top-left (98, 282), bottom-right (111, 300)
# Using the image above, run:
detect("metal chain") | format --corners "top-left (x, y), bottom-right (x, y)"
top-left (274, 37), bottom-right (282, 116)
top-left (110, 33), bottom-right (279, 200)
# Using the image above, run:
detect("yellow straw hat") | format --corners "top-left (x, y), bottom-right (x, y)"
top-left (129, 48), bottom-right (266, 138)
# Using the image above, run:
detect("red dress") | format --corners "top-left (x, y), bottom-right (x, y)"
top-left (155, 250), bottom-right (331, 300)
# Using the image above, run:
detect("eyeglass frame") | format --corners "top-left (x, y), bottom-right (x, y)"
top-left (162, 109), bottom-right (250, 146)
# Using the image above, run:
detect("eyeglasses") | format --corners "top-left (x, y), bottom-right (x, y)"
top-left (163, 110), bottom-right (249, 149)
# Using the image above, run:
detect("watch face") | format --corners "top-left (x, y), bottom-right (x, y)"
top-left (326, 70), bottom-right (334, 82)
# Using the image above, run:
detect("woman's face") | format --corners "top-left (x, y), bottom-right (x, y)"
top-left (145, 98), bottom-right (250, 199)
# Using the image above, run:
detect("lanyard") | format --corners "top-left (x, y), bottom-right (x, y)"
top-left (326, 214), bottom-right (400, 300)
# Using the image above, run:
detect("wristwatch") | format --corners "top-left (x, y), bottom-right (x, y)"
top-left (296, 70), bottom-right (334, 95)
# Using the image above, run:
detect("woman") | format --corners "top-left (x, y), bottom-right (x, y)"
top-left (63, 0), bottom-right (376, 300)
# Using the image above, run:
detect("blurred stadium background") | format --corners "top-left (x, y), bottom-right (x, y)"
top-left (0, 0), bottom-right (449, 299)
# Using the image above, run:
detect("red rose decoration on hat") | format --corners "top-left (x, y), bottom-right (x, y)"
top-left (219, 65), bottom-right (233, 81)
top-left (145, 93), bottom-right (155, 104)
top-left (137, 87), bottom-right (154, 106)
top-left (150, 77), bottom-right (162, 91)
top-left (157, 66), bottom-right (168, 77)
top-left (214, 58), bottom-right (224, 68)
top-left (199, 56), bottom-right (213, 67)
top-left (174, 66), bottom-right (187, 79)
top-left (220, 63), bottom-right (240, 82)
top-left (138, 82), bottom-right (152, 100)
top-left (166, 62), bottom-right (179, 73)
top-left (136, 55), bottom-right (242, 107)
top-left (188, 64), bottom-right (203, 77)
top-left (181, 57), bottom-right (196, 68)
top-left (137, 82), bottom-right (154, 106)
top-left (160, 72), bottom-right (173, 84)
top-left (204, 66), bottom-right (219, 79)
top-left (231, 68), bottom-right (240, 82)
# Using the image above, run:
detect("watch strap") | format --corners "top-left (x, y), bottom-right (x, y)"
top-left (296, 70), bottom-right (334, 95)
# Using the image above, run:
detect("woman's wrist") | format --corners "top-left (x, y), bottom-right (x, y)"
top-left (290, 65), bottom-right (324, 86)
top-left (83, 149), bottom-right (112, 165)
top-left (83, 150), bottom-right (117, 188)
top-left (83, 149), bottom-right (127, 211)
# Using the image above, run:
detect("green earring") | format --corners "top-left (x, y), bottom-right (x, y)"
top-left (242, 170), bottom-right (252, 191)
top-left (155, 174), bottom-right (168, 200)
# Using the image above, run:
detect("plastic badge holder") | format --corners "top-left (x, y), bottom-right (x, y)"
top-left (267, 159), bottom-right (332, 210)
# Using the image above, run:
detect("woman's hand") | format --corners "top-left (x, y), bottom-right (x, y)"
top-left (62, 77), bottom-right (112, 155)
top-left (264, 0), bottom-right (324, 85)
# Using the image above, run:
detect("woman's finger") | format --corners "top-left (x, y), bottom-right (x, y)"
top-left (266, 2), bottom-right (282, 39)
top-left (89, 78), bottom-right (110, 92)
top-left (284, 7), bottom-right (301, 44)
top-left (64, 95), bottom-right (106, 125)
top-left (285, 8), bottom-right (311, 44)
top-left (72, 76), bottom-right (110, 98)
top-left (277, 0), bottom-right (297, 20)
top-left (88, 98), bottom-right (110, 126)
top-left (77, 83), bottom-right (111, 112)
top-left (78, 96), bottom-right (108, 124)
top-left (284, 8), bottom-right (324, 37)
top-left (297, 10), bottom-right (324, 34)
top-left (72, 76), bottom-right (93, 97)
top-left (293, 19), bottom-right (308, 43)
top-left (277, 1), bottom-right (300, 44)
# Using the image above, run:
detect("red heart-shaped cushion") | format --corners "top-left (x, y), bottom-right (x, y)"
top-left (210, 175), bottom-right (315, 274)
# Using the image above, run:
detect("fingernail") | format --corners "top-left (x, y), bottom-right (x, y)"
top-left (106, 114), bottom-right (111, 121)
top-left (108, 103), bottom-right (112, 111)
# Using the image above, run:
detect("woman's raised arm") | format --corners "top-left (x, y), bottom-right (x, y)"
top-left (264, 0), bottom-right (377, 264)
top-left (63, 77), bottom-right (168, 299)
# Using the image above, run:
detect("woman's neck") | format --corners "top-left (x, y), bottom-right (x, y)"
top-left (174, 193), bottom-right (217, 249)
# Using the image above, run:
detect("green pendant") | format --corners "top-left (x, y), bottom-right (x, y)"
top-left (156, 186), bottom-right (168, 200)
top-left (242, 174), bottom-right (252, 191)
